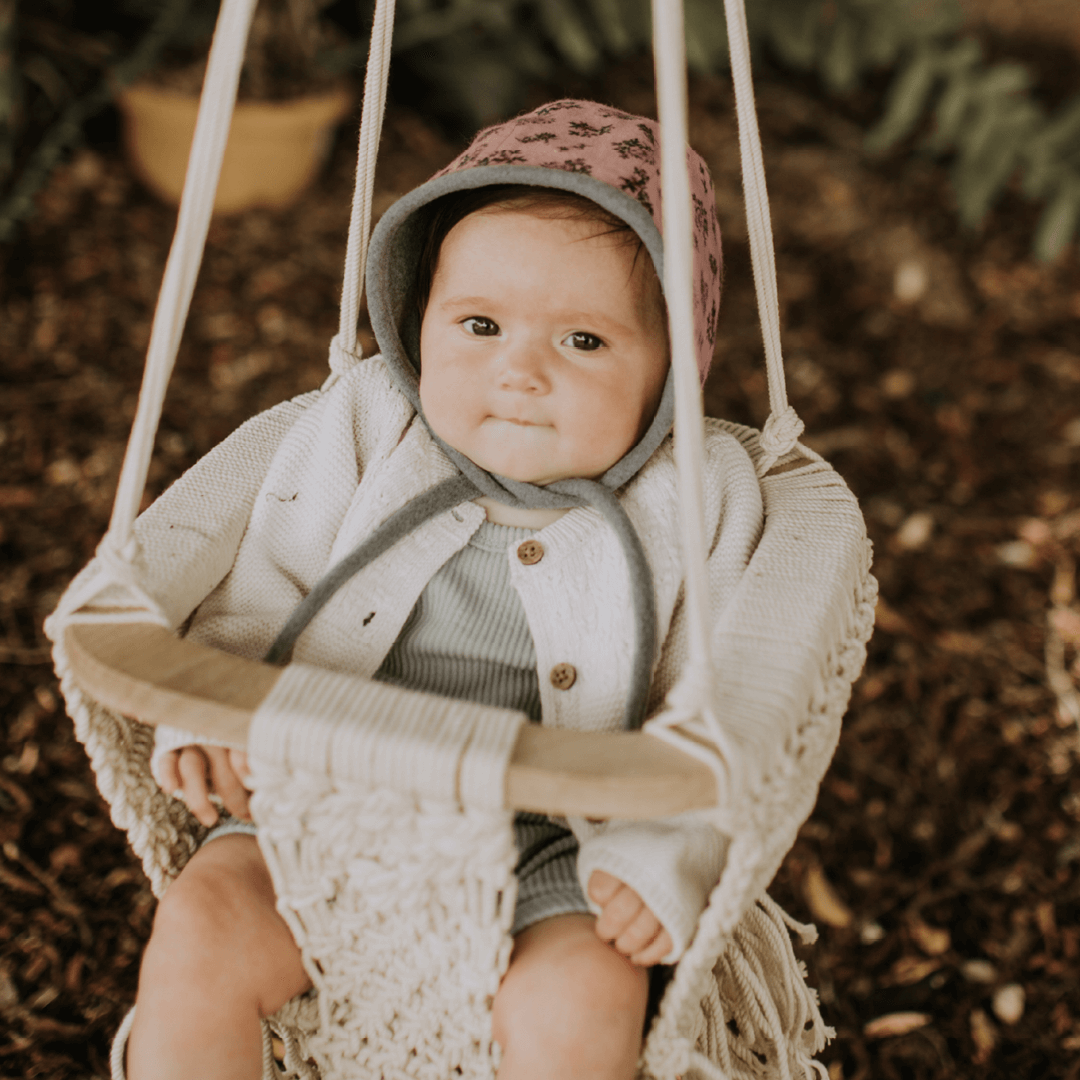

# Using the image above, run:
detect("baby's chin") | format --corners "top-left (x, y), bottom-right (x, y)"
top-left (471, 457), bottom-right (568, 485)
top-left (440, 422), bottom-right (615, 485)
top-left (463, 427), bottom-right (563, 484)
top-left (466, 451), bottom-right (608, 486)
top-left (462, 447), bottom-right (572, 485)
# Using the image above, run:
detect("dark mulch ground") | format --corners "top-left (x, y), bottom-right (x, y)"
top-left (2, 55), bottom-right (1079, 1080)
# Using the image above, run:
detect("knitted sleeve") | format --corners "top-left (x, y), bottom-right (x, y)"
top-left (570, 423), bottom-right (765, 961)
top-left (575, 814), bottom-right (730, 961)
top-left (150, 356), bottom-right (412, 777)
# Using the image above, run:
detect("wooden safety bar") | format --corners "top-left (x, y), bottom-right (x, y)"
top-left (63, 623), bottom-right (717, 819)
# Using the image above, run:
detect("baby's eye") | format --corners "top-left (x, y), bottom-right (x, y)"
top-left (563, 331), bottom-right (604, 351)
top-left (462, 316), bottom-right (500, 337)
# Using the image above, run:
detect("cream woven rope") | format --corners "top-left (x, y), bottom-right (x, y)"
top-left (106, 0), bottom-right (258, 556)
top-left (333, 0), bottom-right (396, 375)
top-left (721, 0), bottom-right (805, 474)
top-left (651, 0), bottom-right (716, 740)
top-left (249, 662), bottom-right (524, 810)
top-left (86, 0), bottom-right (395, 584)
top-left (646, 0), bottom-right (809, 786)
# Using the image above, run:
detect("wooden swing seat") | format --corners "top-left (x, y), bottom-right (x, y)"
top-left (62, 621), bottom-right (717, 820)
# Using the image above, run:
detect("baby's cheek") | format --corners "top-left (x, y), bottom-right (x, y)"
top-left (419, 378), bottom-right (456, 441)
top-left (428, 401), bottom-right (492, 465)
top-left (574, 405), bottom-right (643, 473)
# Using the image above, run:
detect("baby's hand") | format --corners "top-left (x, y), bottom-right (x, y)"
top-left (157, 746), bottom-right (252, 827)
top-left (588, 869), bottom-right (673, 967)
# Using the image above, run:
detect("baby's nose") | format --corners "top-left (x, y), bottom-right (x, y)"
top-left (497, 343), bottom-right (550, 392)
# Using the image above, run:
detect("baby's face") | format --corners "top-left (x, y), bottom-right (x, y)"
top-left (418, 208), bottom-right (669, 486)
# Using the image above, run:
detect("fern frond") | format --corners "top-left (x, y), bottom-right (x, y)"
top-left (864, 43), bottom-right (942, 153)
top-left (1033, 175), bottom-right (1080, 261)
top-left (821, 10), bottom-right (861, 94)
top-left (534, 0), bottom-right (602, 74)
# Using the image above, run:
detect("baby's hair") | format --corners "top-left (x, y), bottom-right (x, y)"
top-left (414, 185), bottom-right (658, 319)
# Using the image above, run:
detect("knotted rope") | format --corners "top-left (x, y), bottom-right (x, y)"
top-left (107, 0), bottom-right (260, 556)
top-left (722, 0), bottom-right (805, 474)
top-left (60, 0), bottom-right (396, 619)
top-left (332, 0), bottom-right (396, 379)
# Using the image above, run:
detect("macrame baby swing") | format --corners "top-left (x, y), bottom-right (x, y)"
top-left (46, 0), bottom-right (877, 1076)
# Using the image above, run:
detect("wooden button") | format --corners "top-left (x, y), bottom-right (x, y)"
top-left (517, 540), bottom-right (544, 565)
top-left (549, 663), bottom-right (577, 690)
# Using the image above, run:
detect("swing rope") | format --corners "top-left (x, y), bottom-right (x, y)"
top-left (650, 0), bottom-right (723, 747)
top-left (722, 0), bottom-right (804, 473)
top-left (333, 0), bottom-right (396, 373)
top-left (646, 0), bottom-right (805, 761)
top-left (64, 0), bottom-right (394, 621)
top-left (106, 0), bottom-right (260, 557)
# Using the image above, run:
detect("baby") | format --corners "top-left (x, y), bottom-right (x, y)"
top-left (126, 100), bottom-right (764, 1080)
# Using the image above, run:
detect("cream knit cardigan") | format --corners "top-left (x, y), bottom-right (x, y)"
top-left (153, 351), bottom-right (765, 961)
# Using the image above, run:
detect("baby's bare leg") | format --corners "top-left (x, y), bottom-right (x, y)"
top-left (492, 913), bottom-right (649, 1080)
top-left (127, 835), bottom-right (311, 1080)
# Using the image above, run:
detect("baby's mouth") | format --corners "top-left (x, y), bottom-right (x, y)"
top-left (494, 416), bottom-right (543, 427)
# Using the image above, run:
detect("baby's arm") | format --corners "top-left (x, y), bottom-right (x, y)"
top-left (156, 746), bottom-right (252, 827)
top-left (587, 869), bottom-right (672, 967)
top-left (575, 815), bottom-right (729, 964)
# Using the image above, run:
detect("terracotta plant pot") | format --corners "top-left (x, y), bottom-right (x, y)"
top-left (117, 83), bottom-right (354, 214)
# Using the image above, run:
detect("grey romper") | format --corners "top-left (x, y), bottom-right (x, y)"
top-left (207, 519), bottom-right (590, 935)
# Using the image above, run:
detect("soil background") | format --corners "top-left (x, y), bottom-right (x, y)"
top-left (2, 54), bottom-right (1080, 1080)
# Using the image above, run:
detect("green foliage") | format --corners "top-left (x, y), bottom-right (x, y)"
top-left (392, 0), bottom-right (1076, 259)
top-left (0, 0), bottom-right (16, 183)
top-left (759, 0), bottom-right (961, 96)
top-left (0, 0), bottom-right (191, 242)
top-left (2, 0), bottom-right (1077, 258)
top-left (863, 26), bottom-right (1080, 259)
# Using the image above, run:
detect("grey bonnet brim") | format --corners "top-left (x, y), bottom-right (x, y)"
top-left (365, 164), bottom-right (674, 502)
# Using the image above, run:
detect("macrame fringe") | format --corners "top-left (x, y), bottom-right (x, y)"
top-left (639, 901), bottom-right (832, 1080)
top-left (249, 751), bottom-right (518, 1080)
top-left (267, 1000), bottom-right (322, 1080)
top-left (50, 633), bottom-right (199, 899)
top-left (706, 897), bottom-right (832, 1080)
top-left (640, 558), bottom-right (876, 1080)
